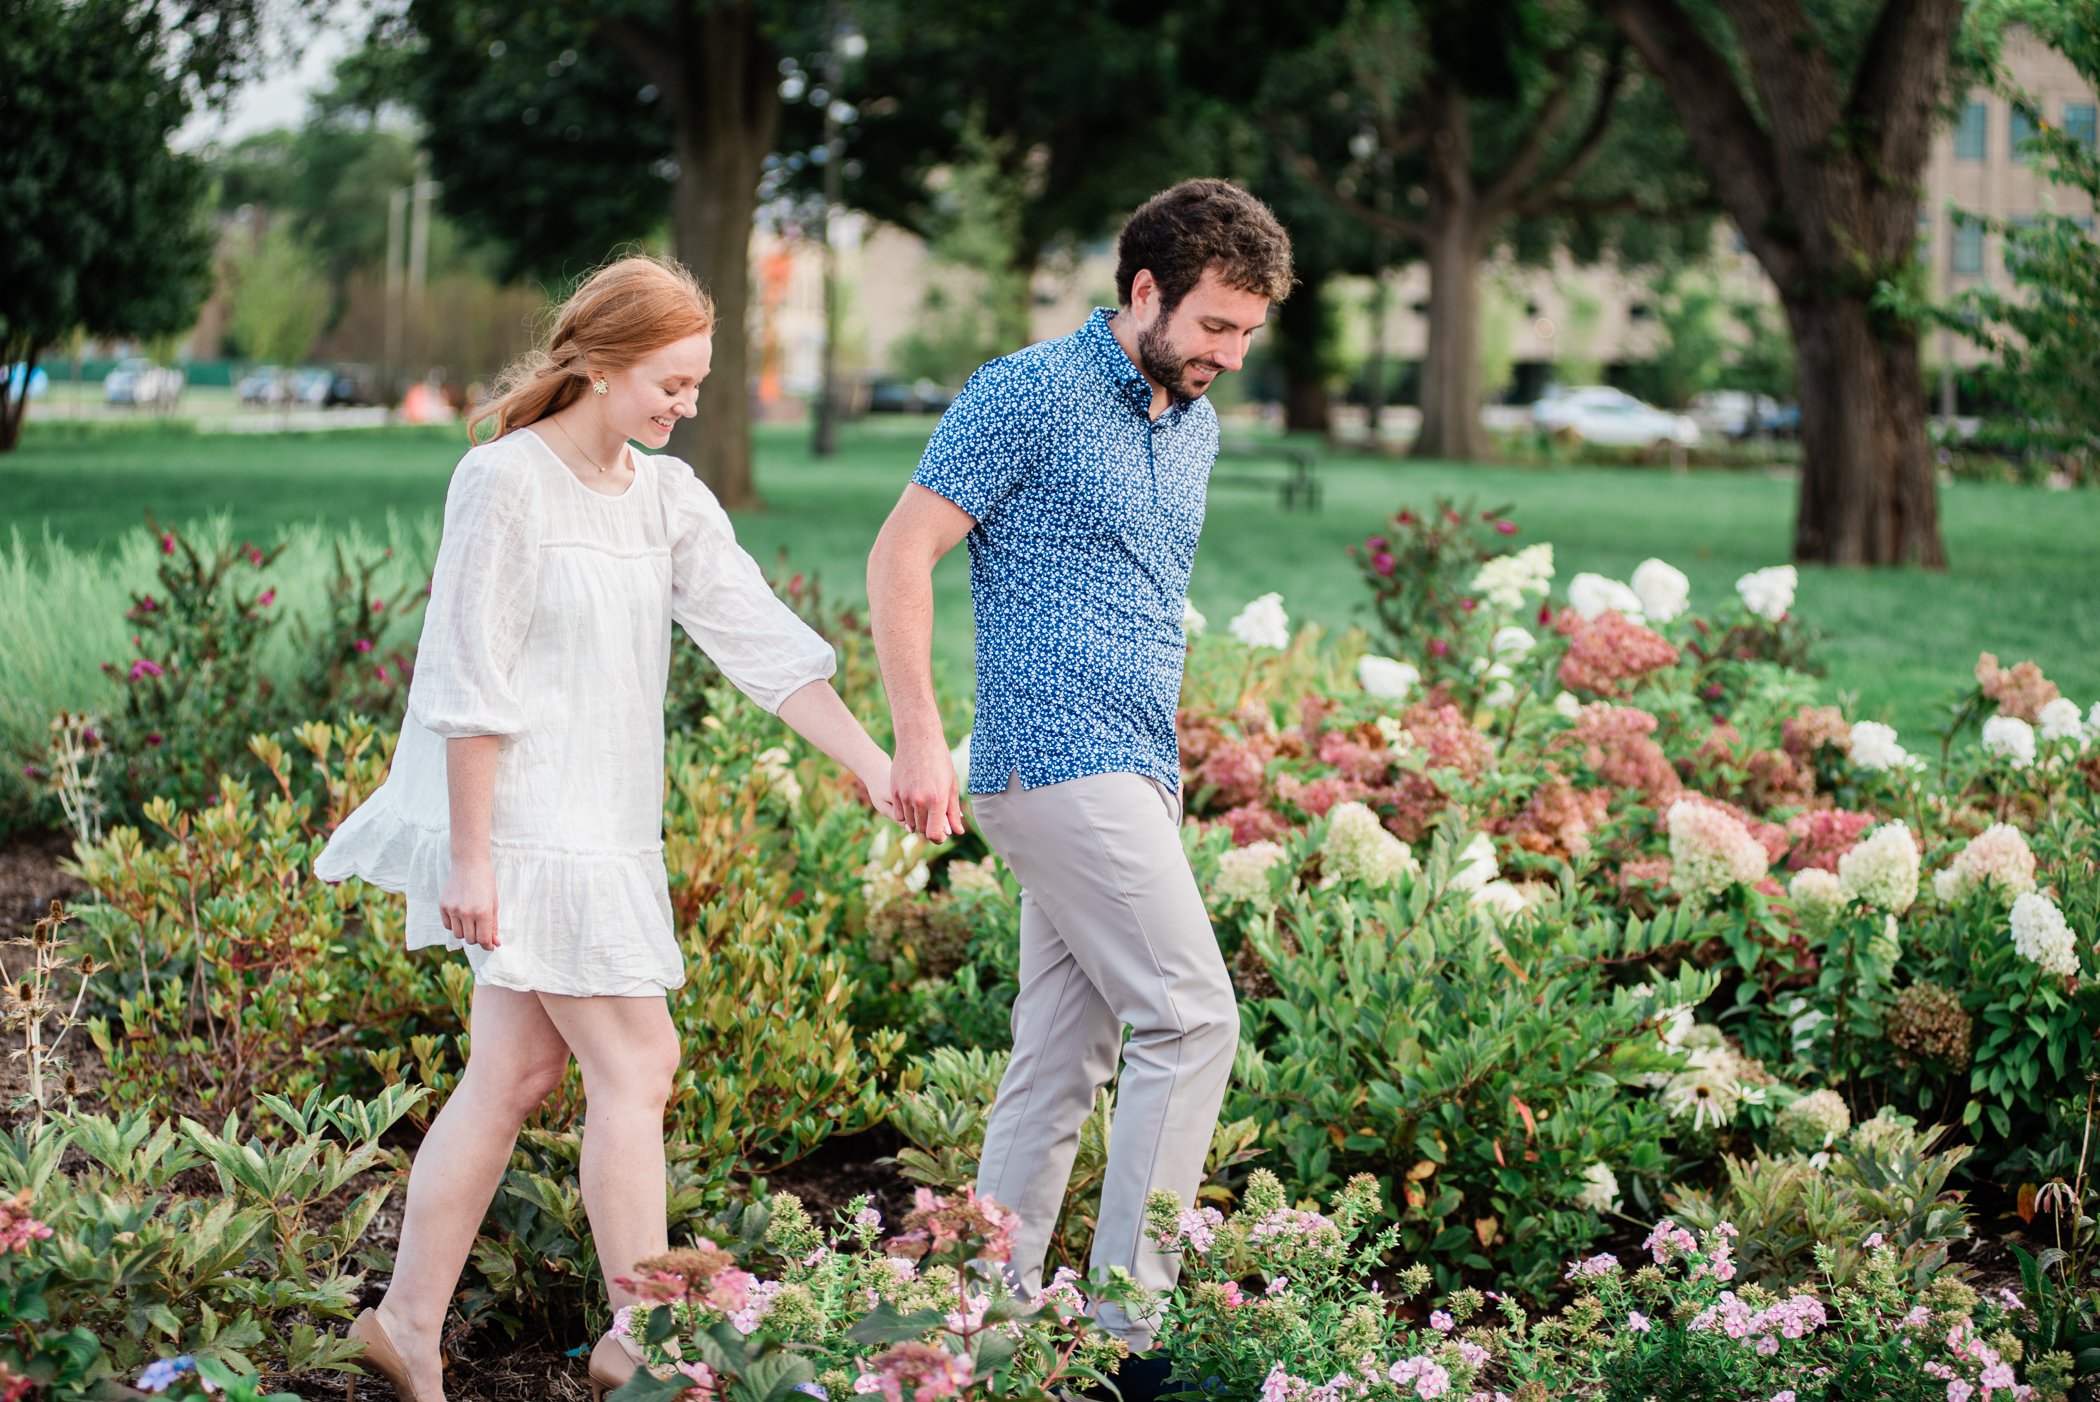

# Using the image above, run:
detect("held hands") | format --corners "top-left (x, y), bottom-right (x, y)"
top-left (439, 853), bottom-right (502, 950)
top-left (857, 754), bottom-right (906, 826)
top-left (889, 734), bottom-right (967, 843)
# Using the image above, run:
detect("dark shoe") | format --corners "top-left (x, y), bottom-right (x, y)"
top-left (1079, 1351), bottom-right (1180, 1402)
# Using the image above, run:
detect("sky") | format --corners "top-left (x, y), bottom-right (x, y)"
top-left (172, 2), bottom-right (363, 151)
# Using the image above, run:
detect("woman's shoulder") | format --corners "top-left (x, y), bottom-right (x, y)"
top-left (649, 452), bottom-right (730, 533)
top-left (449, 428), bottom-right (549, 498)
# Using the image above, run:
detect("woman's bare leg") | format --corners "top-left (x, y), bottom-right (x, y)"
top-left (534, 992), bottom-right (681, 1312)
top-left (374, 985), bottom-right (572, 1397)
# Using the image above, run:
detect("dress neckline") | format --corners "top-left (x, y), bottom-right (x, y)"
top-left (519, 424), bottom-right (643, 501)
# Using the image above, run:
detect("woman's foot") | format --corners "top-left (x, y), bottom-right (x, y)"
top-left (588, 1333), bottom-right (650, 1400)
top-left (352, 1303), bottom-right (446, 1402)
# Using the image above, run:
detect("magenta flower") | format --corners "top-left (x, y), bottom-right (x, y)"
top-left (1494, 520), bottom-right (1519, 535)
top-left (257, 588), bottom-right (276, 607)
top-left (1428, 638), bottom-right (1449, 658)
top-left (145, 732), bottom-right (164, 747)
top-left (354, 639), bottom-right (374, 653)
top-left (375, 665), bottom-right (392, 684)
top-left (159, 532), bottom-right (174, 555)
top-left (129, 658), bottom-right (165, 681)
top-left (371, 599), bottom-right (386, 613)
top-left (1373, 551), bottom-right (1397, 576)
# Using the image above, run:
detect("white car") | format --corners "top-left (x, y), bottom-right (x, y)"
top-left (1533, 386), bottom-right (1699, 449)
top-left (1689, 390), bottom-right (1785, 439)
top-left (103, 358), bottom-right (185, 408)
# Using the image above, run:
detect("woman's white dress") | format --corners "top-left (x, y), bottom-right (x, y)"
top-left (313, 427), bottom-right (837, 997)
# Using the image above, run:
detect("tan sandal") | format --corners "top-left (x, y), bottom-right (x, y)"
top-left (588, 1332), bottom-right (648, 1402)
top-left (346, 1309), bottom-right (430, 1402)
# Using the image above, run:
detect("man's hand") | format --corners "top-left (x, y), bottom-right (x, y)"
top-left (891, 733), bottom-right (966, 842)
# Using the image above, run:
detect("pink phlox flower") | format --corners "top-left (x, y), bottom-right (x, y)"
top-left (1266, 1276), bottom-right (1291, 1296)
top-left (1994, 1287), bottom-right (2025, 1312)
top-left (1979, 1363), bottom-right (2016, 1391)
top-left (1626, 1312), bottom-right (1651, 1333)
top-left (1756, 1336), bottom-right (1780, 1355)
top-left (1642, 1219), bottom-right (1698, 1266)
top-left (944, 1288), bottom-right (991, 1335)
top-left (1456, 1341), bottom-right (1489, 1368)
top-left (729, 1278), bottom-right (781, 1334)
top-left (1172, 1206), bottom-right (1225, 1254)
top-left (868, 1341), bottom-right (972, 1402)
top-left (1946, 1383), bottom-right (1974, 1402)
top-left (1564, 1252), bottom-right (1620, 1281)
top-left (885, 1257), bottom-right (917, 1282)
top-left (1429, 1311), bottom-right (1454, 1333)
top-left (856, 1207), bottom-right (883, 1231)
top-left (1863, 1232), bottom-right (1885, 1248)
top-left (853, 1375), bottom-right (884, 1395)
top-left (1217, 1280), bottom-right (1248, 1309)
top-left (1771, 1393), bottom-right (1797, 1402)
top-left (0, 1191), bottom-right (54, 1255)
top-left (1902, 1307), bottom-right (1932, 1330)
top-left (1038, 1266), bottom-right (1088, 1318)
top-left (676, 1360), bottom-right (718, 1395)
top-left (609, 1305), bottom-right (637, 1339)
top-left (701, 1267), bottom-right (756, 1317)
top-left (1261, 1365), bottom-right (1297, 1402)
top-left (1385, 1356), bottom-right (1452, 1400)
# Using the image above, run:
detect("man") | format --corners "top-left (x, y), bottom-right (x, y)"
top-left (867, 178), bottom-right (1293, 1374)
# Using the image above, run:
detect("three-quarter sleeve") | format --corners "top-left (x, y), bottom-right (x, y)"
top-left (660, 457), bottom-right (837, 713)
top-left (909, 357), bottom-right (1042, 523)
top-left (407, 443), bottom-right (543, 738)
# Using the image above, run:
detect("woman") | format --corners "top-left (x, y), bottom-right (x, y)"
top-left (314, 256), bottom-right (899, 1401)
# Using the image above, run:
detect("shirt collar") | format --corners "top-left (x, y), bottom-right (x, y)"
top-left (1082, 307), bottom-right (1188, 422)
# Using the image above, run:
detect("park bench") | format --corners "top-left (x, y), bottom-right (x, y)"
top-left (1212, 435), bottom-right (1324, 511)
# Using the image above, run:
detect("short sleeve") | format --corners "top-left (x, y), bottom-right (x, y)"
top-left (406, 444), bottom-right (542, 738)
top-left (909, 357), bottom-right (1042, 523)
top-left (660, 458), bottom-right (838, 714)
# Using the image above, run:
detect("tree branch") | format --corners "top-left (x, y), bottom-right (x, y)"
top-left (1847, 0), bottom-right (1965, 203)
top-left (1600, 0), bottom-right (1795, 282)
top-left (1512, 42), bottom-right (1629, 216)
top-left (595, 13), bottom-right (680, 98)
top-left (1481, 49), bottom-right (1581, 216)
top-left (1266, 117), bottom-right (1431, 242)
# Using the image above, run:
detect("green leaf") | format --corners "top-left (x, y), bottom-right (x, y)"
top-left (847, 1301), bottom-right (947, 1346)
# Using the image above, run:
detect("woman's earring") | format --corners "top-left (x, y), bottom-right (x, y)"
top-left (593, 380), bottom-right (608, 396)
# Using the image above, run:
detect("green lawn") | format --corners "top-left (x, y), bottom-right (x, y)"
top-left (5, 416), bottom-right (2096, 736)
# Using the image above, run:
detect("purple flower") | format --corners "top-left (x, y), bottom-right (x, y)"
top-left (128, 658), bottom-right (165, 682)
top-left (137, 1356), bottom-right (197, 1393)
top-left (1493, 520), bottom-right (1519, 535)
top-left (1627, 1311), bottom-right (1650, 1333)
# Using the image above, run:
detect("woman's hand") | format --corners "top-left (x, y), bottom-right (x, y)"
top-left (858, 754), bottom-right (905, 825)
top-left (440, 852), bottom-right (501, 949)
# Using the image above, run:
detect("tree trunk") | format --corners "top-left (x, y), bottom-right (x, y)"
top-left (661, 5), bottom-right (779, 511)
top-left (1273, 272), bottom-right (1332, 435)
top-left (1412, 215), bottom-right (1489, 461)
top-left (0, 341), bottom-right (32, 453)
top-left (1786, 293), bottom-right (1943, 566)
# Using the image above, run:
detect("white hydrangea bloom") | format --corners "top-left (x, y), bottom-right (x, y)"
top-left (1491, 625), bottom-right (1536, 659)
top-left (1470, 543), bottom-right (1555, 610)
top-left (1630, 558), bottom-right (1690, 623)
top-left (2038, 697), bottom-right (2084, 744)
top-left (1568, 572), bottom-right (1644, 621)
top-left (2010, 892), bottom-right (2081, 977)
top-left (1473, 879), bottom-right (1530, 921)
top-left (1181, 598), bottom-right (1207, 637)
top-left (1838, 822), bottom-right (1920, 914)
top-left (1229, 592), bottom-right (1291, 650)
top-left (1847, 721), bottom-right (1912, 773)
top-left (1553, 691), bottom-right (1583, 720)
top-left (1574, 1163), bottom-right (1621, 1213)
top-left (1357, 655), bottom-right (1421, 701)
top-left (1451, 832), bottom-right (1499, 894)
top-left (1320, 801), bottom-right (1418, 889)
top-left (1216, 841), bottom-right (1288, 913)
top-left (755, 746), bottom-right (802, 805)
top-left (1735, 564), bottom-right (1797, 622)
top-left (1788, 868), bottom-right (1848, 924)
top-left (2088, 702), bottom-right (2100, 742)
top-left (1981, 715), bottom-right (2037, 769)
top-left (1778, 1088), bottom-right (1852, 1151)
top-left (1936, 823), bottom-right (2038, 902)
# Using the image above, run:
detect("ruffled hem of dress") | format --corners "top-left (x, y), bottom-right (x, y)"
top-left (314, 787), bottom-right (686, 996)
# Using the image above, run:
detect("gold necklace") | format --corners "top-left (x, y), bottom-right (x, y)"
top-left (550, 416), bottom-right (620, 476)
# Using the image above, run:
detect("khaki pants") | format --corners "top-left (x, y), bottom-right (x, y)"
top-left (969, 771), bottom-right (1239, 1349)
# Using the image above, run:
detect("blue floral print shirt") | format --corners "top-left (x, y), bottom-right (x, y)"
top-left (913, 307), bottom-right (1217, 795)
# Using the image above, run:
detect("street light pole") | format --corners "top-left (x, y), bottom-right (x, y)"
top-left (384, 151), bottom-right (442, 404)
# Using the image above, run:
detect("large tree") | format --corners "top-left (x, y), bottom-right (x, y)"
top-left (1198, 0), bottom-right (1709, 461)
top-left (397, 1), bottom-right (821, 509)
top-left (1599, 0), bottom-right (1962, 566)
top-left (0, 0), bottom-right (232, 450)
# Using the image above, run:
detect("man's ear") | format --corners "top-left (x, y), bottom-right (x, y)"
top-left (1128, 268), bottom-right (1158, 317)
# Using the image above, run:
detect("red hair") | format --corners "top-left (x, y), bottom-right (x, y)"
top-left (469, 255), bottom-right (716, 443)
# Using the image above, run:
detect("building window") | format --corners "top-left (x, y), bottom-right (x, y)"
top-left (1955, 100), bottom-right (1989, 160)
top-left (1951, 222), bottom-right (1985, 276)
top-left (2011, 106), bottom-right (2038, 156)
top-left (2067, 104), bottom-right (2098, 146)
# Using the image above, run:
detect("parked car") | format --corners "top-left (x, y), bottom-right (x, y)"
top-left (1533, 385), bottom-right (1699, 449)
top-left (1689, 390), bottom-right (1796, 439)
top-left (103, 358), bottom-right (184, 407)
top-left (4, 364), bottom-right (48, 400)
top-left (324, 364), bottom-right (379, 408)
top-left (236, 366), bottom-right (288, 406)
top-left (863, 376), bottom-right (958, 415)
top-left (290, 367), bottom-right (333, 406)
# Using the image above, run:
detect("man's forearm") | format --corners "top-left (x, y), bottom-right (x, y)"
top-left (868, 539), bottom-right (947, 747)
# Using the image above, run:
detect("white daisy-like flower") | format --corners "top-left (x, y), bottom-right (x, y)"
top-left (1229, 592), bottom-right (1291, 650)
top-left (1630, 558), bottom-right (1690, 623)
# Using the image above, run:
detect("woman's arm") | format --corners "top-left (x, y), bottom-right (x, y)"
top-left (440, 734), bottom-right (503, 948)
top-left (775, 681), bottom-right (902, 822)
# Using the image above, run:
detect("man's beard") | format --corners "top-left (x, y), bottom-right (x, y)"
top-left (1136, 316), bottom-right (1217, 406)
